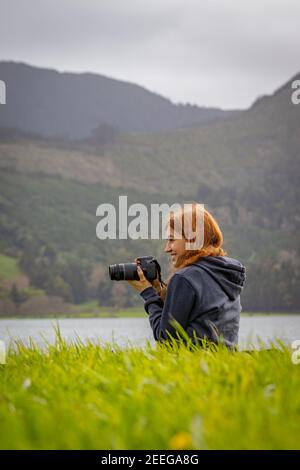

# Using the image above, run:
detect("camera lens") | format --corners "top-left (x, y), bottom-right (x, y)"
top-left (109, 263), bottom-right (139, 281)
top-left (109, 263), bottom-right (125, 281)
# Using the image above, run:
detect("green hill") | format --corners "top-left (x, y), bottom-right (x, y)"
top-left (0, 70), bottom-right (299, 313)
top-left (0, 61), bottom-right (236, 138)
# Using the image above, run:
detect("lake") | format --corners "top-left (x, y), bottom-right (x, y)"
top-left (1, 315), bottom-right (300, 350)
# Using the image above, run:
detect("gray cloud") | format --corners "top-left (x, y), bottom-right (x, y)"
top-left (1, 0), bottom-right (299, 108)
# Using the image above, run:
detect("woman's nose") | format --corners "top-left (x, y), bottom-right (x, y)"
top-left (165, 241), bottom-right (171, 252)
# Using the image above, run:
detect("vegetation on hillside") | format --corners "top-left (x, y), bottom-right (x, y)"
top-left (0, 72), bottom-right (299, 314)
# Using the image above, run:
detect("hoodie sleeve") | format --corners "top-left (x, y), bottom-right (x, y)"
top-left (140, 274), bottom-right (196, 341)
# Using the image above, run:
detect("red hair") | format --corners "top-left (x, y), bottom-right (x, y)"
top-left (160, 204), bottom-right (227, 300)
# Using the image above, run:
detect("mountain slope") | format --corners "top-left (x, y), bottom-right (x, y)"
top-left (1, 71), bottom-right (298, 197)
top-left (0, 61), bottom-right (237, 138)
top-left (0, 69), bottom-right (299, 312)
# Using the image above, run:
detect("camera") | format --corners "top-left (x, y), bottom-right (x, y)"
top-left (109, 256), bottom-right (158, 281)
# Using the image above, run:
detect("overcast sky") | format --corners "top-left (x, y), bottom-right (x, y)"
top-left (1, 0), bottom-right (299, 109)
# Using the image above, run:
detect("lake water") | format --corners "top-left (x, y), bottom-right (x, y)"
top-left (1, 315), bottom-right (300, 350)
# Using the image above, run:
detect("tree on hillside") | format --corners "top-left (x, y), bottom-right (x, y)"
top-left (88, 123), bottom-right (120, 145)
top-left (10, 283), bottom-right (26, 308)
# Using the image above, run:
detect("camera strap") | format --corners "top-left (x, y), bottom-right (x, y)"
top-left (153, 259), bottom-right (166, 288)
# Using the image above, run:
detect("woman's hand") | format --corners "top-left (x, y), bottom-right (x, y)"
top-left (150, 278), bottom-right (162, 294)
top-left (127, 265), bottom-right (152, 293)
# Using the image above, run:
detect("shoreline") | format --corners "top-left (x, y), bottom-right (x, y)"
top-left (1, 311), bottom-right (300, 320)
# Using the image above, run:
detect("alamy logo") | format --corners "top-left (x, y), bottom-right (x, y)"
top-left (0, 340), bottom-right (6, 364)
top-left (291, 340), bottom-right (300, 365)
top-left (0, 80), bottom-right (6, 104)
top-left (291, 80), bottom-right (300, 105)
top-left (96, 196), bottom-right (204, 250)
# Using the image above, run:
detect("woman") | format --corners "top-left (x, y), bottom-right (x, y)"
top-left (128, 204), bottom-right (246, 349)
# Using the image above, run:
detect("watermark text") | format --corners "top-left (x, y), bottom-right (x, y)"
top-left (0, 80), bottom-right (6, 104)
top-left (291, 80), bottom-right (300, 105)
top-left (96, 196), bottom-right (204, 250)
top-left (0, 340), bottom-right (6, 364)
top-left (291, 339), bottom-right (300, 365)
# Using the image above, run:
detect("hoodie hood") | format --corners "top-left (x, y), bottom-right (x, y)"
top-left (194, 256), bottom-right (246, 301)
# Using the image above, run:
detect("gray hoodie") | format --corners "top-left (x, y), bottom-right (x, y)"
top-left (140, 255), bottom-right (246, 349)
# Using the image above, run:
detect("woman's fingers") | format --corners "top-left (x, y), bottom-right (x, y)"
top-left (137, 265), bottom-right (146, 281)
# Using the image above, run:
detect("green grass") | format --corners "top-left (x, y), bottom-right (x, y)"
top-left (0, 332), bottom-right (299, 450)
top-left (0, 253), bottom-right (19, 280)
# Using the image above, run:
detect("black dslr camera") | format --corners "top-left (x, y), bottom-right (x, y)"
top-left (109, 256), bottom-right (159, 282)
